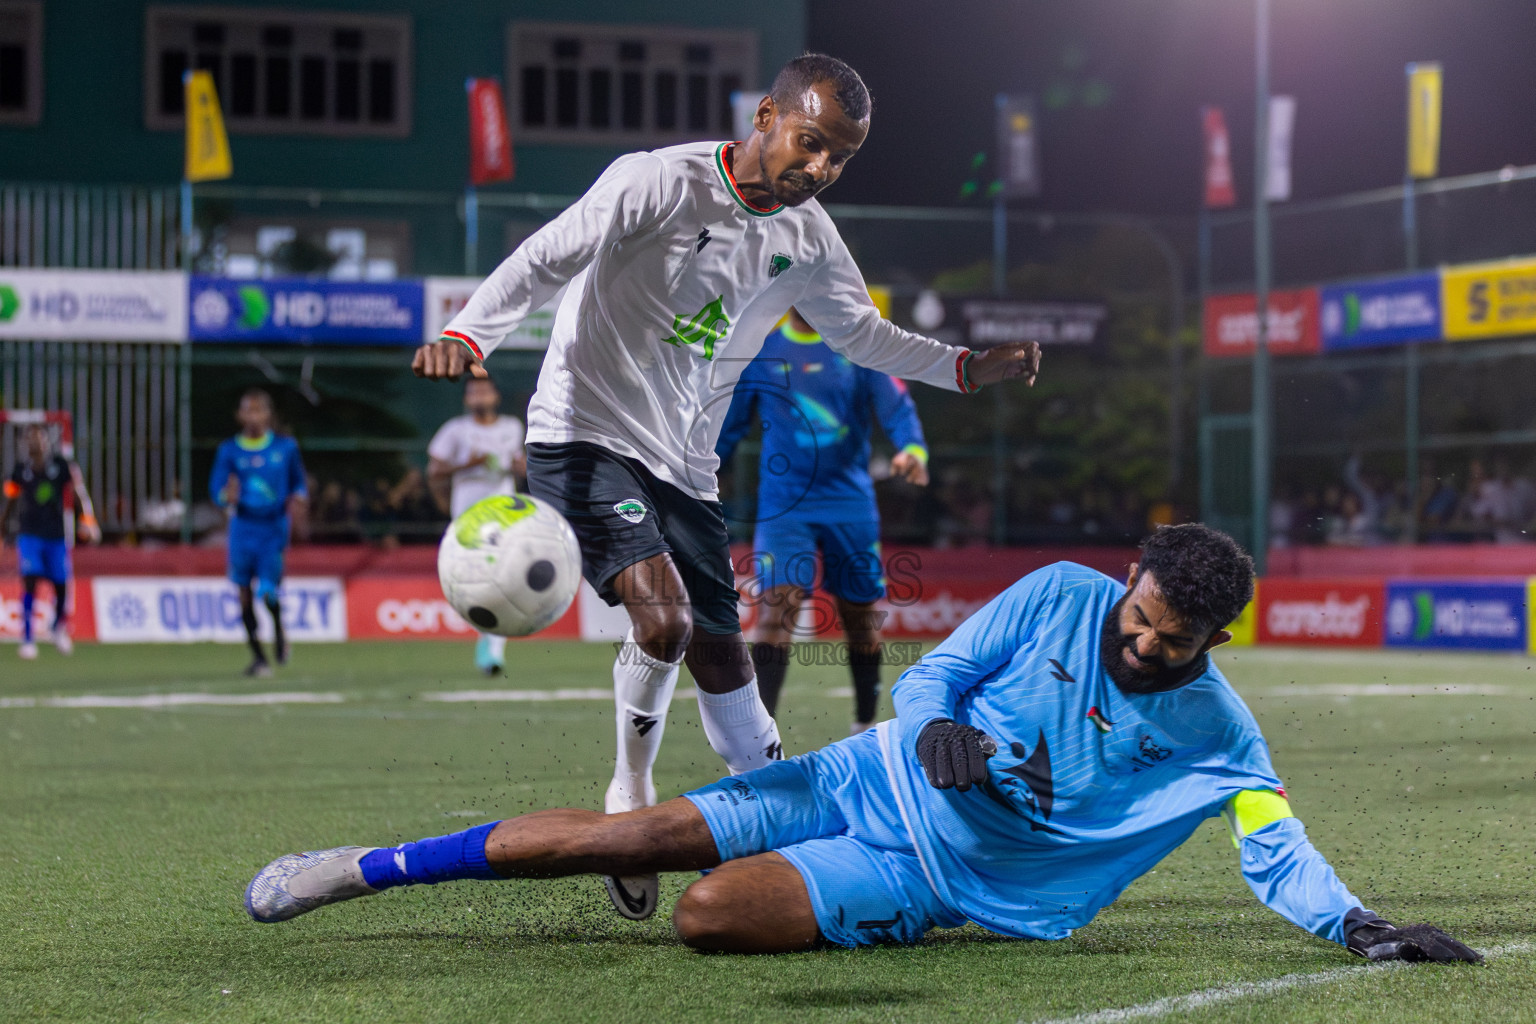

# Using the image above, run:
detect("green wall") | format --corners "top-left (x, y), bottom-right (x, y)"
top-left (0, 0), bottom-right (804, 194)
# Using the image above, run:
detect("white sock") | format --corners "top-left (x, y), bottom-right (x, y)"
top-left (609, 629), bottom-right (681, 811)
top-left (695, 678), bottom-right (783, 774)
top-left (484, 634), bottom-right (507, 661)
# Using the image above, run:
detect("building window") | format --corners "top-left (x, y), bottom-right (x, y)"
top-left (0, 1), bottom-right (42, 126)
top-left (508, 23), bottom-right (757, 146)
top-left (144, 5), bottom-right (411, 137)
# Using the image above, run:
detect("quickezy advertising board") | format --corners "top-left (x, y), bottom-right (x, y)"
top-left (189, 277), bottom-right (422, 344)
top-left (1385, 580), bottom-right (1527, 651)
top-left (1256, 578), bottom-right (1384, 646)
top-left (91, 576), bottom-right (346, 643)
top-left (1203, 288), bottom-right (1321, 358)
top-left (0, 269), bottom-right (188, 342)
top-left (1320, 273), bottom-right (1441, 350)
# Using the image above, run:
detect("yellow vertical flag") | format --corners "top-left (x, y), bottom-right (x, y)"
top-left (1406, 62), bottom-right (1441, 180)
top-left (184, 69), bottom-right (232, 182)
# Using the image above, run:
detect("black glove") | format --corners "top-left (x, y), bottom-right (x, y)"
top-left (1346, 916), bottom-right (1482, 964)
top-left (916, 719), bottom-right (997, 792)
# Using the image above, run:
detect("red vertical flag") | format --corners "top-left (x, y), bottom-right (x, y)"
top-left (1202, 106), bottom-right (1236, 209)
top-left (467, 77), bottom-right (514, 186)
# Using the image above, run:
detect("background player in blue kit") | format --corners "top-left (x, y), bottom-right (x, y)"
top-left (2, 423), bottom-right (100, 660)
top-left (243, 524), bottom-right (1481, 967)
top-left (210, 389), bottom-right (307, 678)
top-left (717, 306), bottom-right (930, 733)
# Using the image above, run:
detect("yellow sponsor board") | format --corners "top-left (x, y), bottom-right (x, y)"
top-left (1226, 587), bottom-right (1258, 646)
top-left (1527, 579), bottom-right (1536, 656)
top-left (1441, 257), bottom-right (1536, 341)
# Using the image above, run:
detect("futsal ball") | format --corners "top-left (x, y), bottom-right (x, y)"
top-left (437, 494), bottom-right (582, 637)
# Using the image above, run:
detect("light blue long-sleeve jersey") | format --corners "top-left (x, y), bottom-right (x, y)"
top-left (887, 562), bottom-right (1367, 944)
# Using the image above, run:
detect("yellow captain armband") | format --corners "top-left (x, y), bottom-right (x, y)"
top-left (1222, 789), bottom-right (1293, 848)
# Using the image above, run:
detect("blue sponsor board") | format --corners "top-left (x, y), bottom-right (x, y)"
top-left (189, 276), bottom-right (423, 344)
top-left (1320, 272), bottom-right (1441, 351)
top-left (1384, 580), bottom-right (1527, 651)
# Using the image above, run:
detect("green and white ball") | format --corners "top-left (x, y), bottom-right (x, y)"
top-left (437, 494), bottom-right (581, 637)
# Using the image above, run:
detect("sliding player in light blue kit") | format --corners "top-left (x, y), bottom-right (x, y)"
top-left (717, 305), bottom-right (929, 732)
top-left (243, 524), bottom-right (1479, 966)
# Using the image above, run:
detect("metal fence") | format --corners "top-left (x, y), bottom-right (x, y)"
top-left (10, 162), bottom-right (1536, 548)
top-left (1197, 162), bottom-right (1536, 547)
top-left (1, 340), bottom-right (183, 536)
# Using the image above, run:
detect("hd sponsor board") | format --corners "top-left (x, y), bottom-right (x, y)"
top-left (1203, 288), bottom-right (1321, 358)
top-left (1385, 580), bottom-right (1527, 651)
top-left (189, 276), bottom-right (423, 344)
top-left (1256, 578), bottom-right (1384, 647)
top-left (1321, 273), bottom-right (1441, 350)
top-left (0, 268), bottom-right (188, 342)
top-left (91, 576), bottom-right (346, 643)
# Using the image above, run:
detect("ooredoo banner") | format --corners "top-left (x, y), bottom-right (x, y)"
top-left (1203, 288), bottom-right (1321, 358)
top-left (1, 579), bottom-right (94, 642)
top-left (1385, 580), bottom-right (1527, 651)
top-left (1257, 578), bottom-right (1384, 646)
top-left (91, 576), bottom-right (346, 643)
top-left (346, 576), bottom-right (579, 640)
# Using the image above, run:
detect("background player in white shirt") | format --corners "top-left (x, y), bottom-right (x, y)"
top-left (427, 376), bottom-right (527, 675)
top-left (411, 54), bottom-right (1041, 920)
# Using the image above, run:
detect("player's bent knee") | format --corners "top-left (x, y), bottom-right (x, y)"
top-left (634, 607), bottom-right (692, 658)
top-left (672, 879), bottom-right (740, 951)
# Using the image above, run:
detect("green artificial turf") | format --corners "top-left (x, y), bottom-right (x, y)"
top-left (2, 640), bottom-right (1533, 1023)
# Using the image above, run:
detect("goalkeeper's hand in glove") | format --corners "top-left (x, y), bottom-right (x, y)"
top-left (916, 719), bottom-right (997, 792)
top-left (1346, 917), bottom-right (1482, 964)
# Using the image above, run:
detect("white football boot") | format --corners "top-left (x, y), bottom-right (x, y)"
top-left (601, 777), bottom-right (659, 921)
top-left (244, 846), bottom-right (379, 923)
top-left (18, 641), bottom-right (38, 660)
top-left (54, 626), bottom-right (73, 656)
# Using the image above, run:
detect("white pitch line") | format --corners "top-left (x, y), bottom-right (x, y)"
top-left (1252, 683), bottom-right (1513, 698)
top-left (0, 692), bottom-right (344, 709)
top-left (1027, 942), bottom-right (1532, 1024)
top-left (423, 688), bottom-right (696, 703)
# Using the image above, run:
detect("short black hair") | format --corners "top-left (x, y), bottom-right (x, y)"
top-left (770, 53), bottom-right (871, 123)
top-left (240, 387), bottom-right (272, 408)
top-left (1137, 523), bottom-right (1254, 635)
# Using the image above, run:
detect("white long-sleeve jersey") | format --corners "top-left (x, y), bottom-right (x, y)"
top-left (441, 140), bottom-right (975, 500)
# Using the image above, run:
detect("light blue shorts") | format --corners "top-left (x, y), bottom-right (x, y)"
top-left (684, 728), bottom-right (964, 947)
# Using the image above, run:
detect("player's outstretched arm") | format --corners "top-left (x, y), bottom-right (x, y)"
top-left (893, 566), bottom-right (1060, 756)
top-left (1225, 790), bottom-right (1481, 963)
top-left (414, 153), bottom-right (678, 379)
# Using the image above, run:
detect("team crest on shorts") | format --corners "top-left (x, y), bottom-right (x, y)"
top-left (613, 499), bottom-right (648, 524)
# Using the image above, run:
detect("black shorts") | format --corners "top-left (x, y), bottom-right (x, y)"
top-left (525, 441), bottom-right (742, 635)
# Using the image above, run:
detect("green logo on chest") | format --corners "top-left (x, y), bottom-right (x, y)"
top-left (769, 253), bottom-right (793, 278)
top-left (662, 295), bottom-right (730, 360)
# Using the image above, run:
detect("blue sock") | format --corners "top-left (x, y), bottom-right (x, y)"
top-left (358, 821), bottom-right (503, 890)
top-left (21, 591), bottom-right (34, 642)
